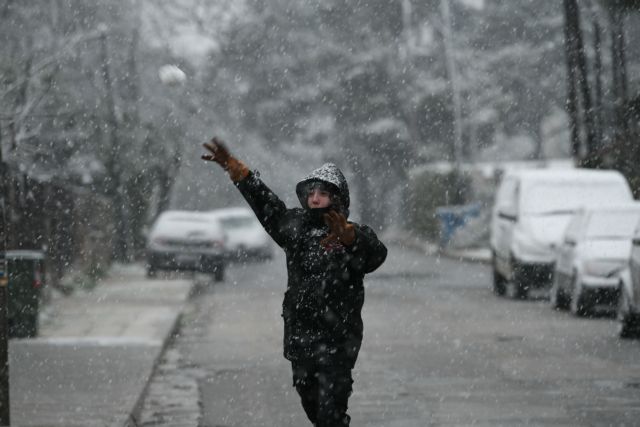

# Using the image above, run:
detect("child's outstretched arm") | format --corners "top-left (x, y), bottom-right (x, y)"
top-left (202, 137), bottom-right (289, 247)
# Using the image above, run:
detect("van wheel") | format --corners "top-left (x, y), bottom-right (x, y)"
top-left (511, 259), bottom-right (529, 299)
top-left (618, 286), bottom-right (640, 339)
top-left (570, 275), bottom-right (592, 316)
top-left (550, 274), bottom-right (570, 310)
top-left (492, 253), bottom-right (507, 296)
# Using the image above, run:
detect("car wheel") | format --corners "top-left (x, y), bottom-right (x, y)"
top-left (618, 285), bottom-right (640, 339)
top-left (550, 274), bottom-right (570, 310)
top-left (492, 252), bottom-right (507, 296)
top-left (213, 263), bottom-right (225, 282)
top-left (570, 275), bottom-right (592, 317)
top-left (511, 258), bottom-right (529, 300)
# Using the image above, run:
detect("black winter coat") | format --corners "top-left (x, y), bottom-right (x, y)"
top-left (235, 165), bottom-right (387, 368)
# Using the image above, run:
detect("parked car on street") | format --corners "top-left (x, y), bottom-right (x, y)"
top-left (209, 207), bottom-right (273, 261)
top-left (616, 220), bottom-right (640, 339)
top-left (550, 204), bottom-right (640, 316)
top-left (146, 210), bottom-right (227, 281)
top-left (615, 266), bottom-right (640, 338)
top-left (490, 168), bottom-right (633, 299)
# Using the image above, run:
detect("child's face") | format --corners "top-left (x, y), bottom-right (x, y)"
top-left (307, 188), bottom-right (331, 209)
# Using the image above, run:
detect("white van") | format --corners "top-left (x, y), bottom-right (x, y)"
top-left (490, 169), bottom-right (633, 298)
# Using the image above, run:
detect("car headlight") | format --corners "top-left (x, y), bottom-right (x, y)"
top-left (583, 259), bottom-right (626, 277)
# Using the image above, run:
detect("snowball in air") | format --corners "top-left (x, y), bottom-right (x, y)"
top-left (158, 64), bottom-right (186, 86)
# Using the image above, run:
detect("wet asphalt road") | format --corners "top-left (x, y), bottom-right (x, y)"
top-left (147, 243), bottom-right (640, 426)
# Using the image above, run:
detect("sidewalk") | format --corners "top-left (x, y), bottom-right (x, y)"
top-left (444, 246), bottom-right (491, 264)
top-left (382, 228), bottom-right (491, 264)
top-left (8, 263), bottom-right (194, 427)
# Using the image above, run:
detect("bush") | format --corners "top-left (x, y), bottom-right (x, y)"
top-left (404, 169), bottom-right (471, 239)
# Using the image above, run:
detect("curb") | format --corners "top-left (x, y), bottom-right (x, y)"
top-left (125, 311), bottom-right (184, 427)
top-left (441, 249), bottom-right (491, 264)
top-left (124, 279), bottom-right (197, 427)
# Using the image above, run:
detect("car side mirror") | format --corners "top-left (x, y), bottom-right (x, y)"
top-left (633, 238), bottom-right (640, 246)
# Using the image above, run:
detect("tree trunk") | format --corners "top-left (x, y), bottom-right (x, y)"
top-left (563, 0), bottom-right (582, 159)
top-left (593, 19), bottom-right (604, 149)
top-left (610, 8), bottom-right (628, 136)
top-left (567, 0), bottom-right (597, 167)
top-left (99, 31), bottom-right (127, 261)
top-left (155, 168), bottom-right (173, 215)
top-left (122, 11), bottom-right (143, 257)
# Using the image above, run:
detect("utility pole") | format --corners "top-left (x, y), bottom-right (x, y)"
top-left (440, 0), bottom-right (463, 171)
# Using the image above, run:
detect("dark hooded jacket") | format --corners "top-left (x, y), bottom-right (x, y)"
top-left (235, 163), bottom-right (387, 368)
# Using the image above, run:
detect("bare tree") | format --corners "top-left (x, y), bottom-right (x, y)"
top-left (563, 0), bottom-right (598, 167)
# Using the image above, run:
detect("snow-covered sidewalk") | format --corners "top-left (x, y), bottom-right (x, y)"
top-left (9, 263), bottom-right (194, 427)
top-left (382, 228), bottom-right (491, 264)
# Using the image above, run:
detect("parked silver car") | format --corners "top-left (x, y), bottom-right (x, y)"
top-left (146, 210), bottom-right (227, 281)
top-left (617, 229), bottom-right (640, 338)
top-left (550, 204), bottom-right (640, 316)
top-left (209, 207), bottom-right (273, 261)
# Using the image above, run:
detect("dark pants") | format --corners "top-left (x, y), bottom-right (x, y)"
top-left (292, 360), bottom-right (353, 427)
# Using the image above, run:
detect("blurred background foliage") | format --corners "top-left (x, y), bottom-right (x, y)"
top-left (1, 0), bottom-right (639, 279)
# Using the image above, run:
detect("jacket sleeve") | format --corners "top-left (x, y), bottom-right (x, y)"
top-left (346, 224), bottom-right (387, 274)
top-left (234, 171), bottom-right (290, 247)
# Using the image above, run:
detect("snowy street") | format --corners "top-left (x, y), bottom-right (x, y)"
top-left (4, 2), bottom-right (640, 426)
top-left (142, 243), bottom-right (640, 426)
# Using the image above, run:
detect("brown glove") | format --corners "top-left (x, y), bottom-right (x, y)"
top-left (321, 210), bottom-right (356, 247)
top-left (202, 137), bottom-right (249, 182)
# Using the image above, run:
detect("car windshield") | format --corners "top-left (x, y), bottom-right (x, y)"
top-left (522, 183), bottom-right (629, 215)
top-left (220, 216), bottom-right (256, 229)
top-left (585, 211), bottom-right (640, 239)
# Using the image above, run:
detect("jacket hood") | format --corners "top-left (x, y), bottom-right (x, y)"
top-left (296, 163), bottom-right (350, 216)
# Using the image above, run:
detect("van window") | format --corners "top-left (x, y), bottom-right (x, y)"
top-left (522, 183), bottom-right (631, 215)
